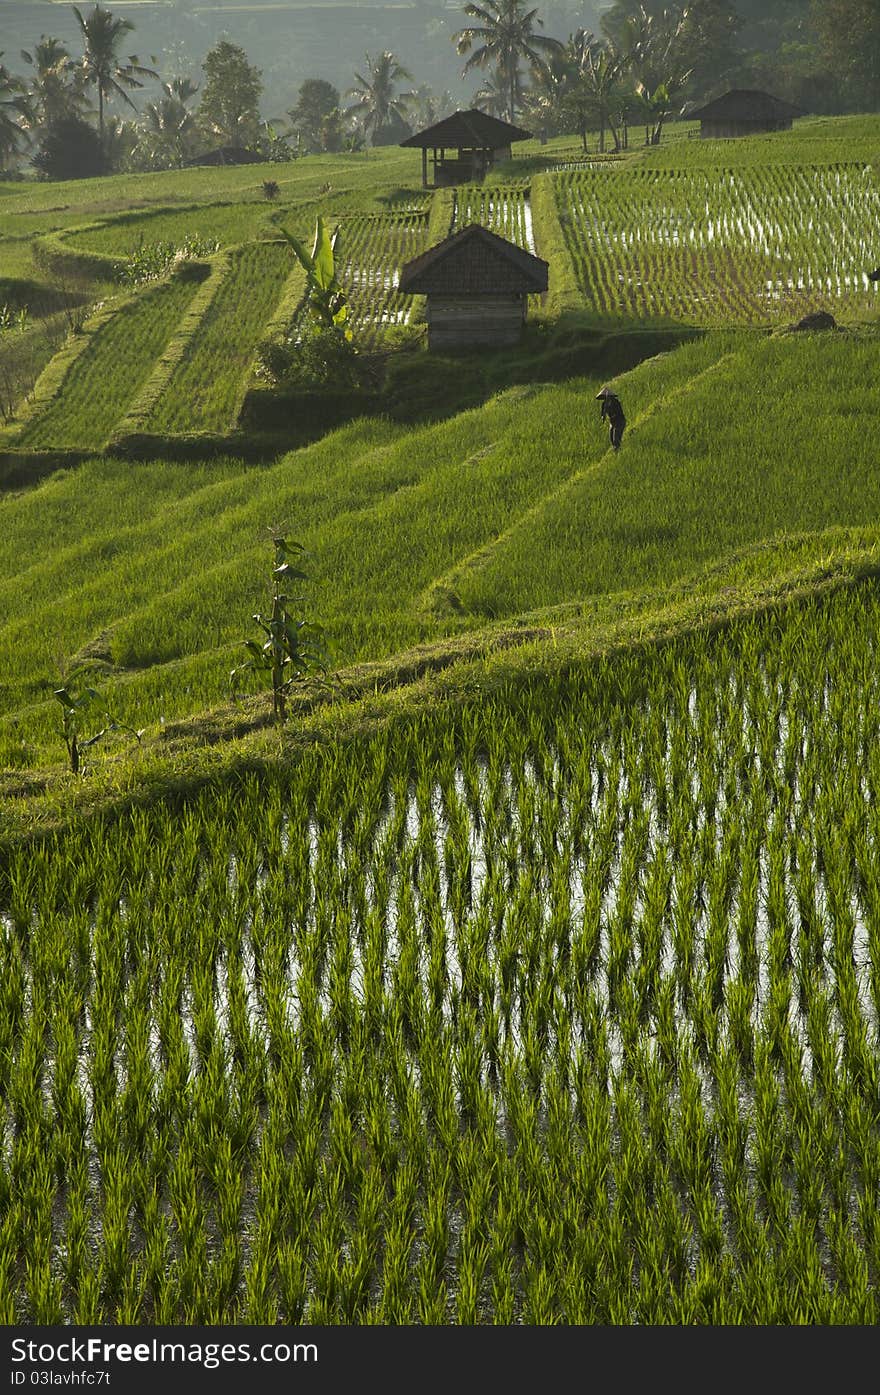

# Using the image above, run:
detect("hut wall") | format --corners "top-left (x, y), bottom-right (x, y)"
top-left (435, 156), bottom-right (474, 185)
top-left (426, 293), bottom-right (527, 349)
top-left (700, 118), bottom-right (792, 138)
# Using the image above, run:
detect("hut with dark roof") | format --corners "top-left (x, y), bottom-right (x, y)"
top-left (398, 223), bottom-right (548, 351)
top-left (400, 109), bottom-right (533, 187)
top-left (688, 89), bottom-right (804, 139)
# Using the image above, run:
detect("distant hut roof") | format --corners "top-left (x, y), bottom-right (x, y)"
top-left (398, 223), bottom-right (548, 296)
top-left (687, 89), bottom-right (805, 122)
top-left (400, 108), bottom-right (533, 149)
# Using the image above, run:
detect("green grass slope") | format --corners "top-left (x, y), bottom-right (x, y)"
top-left (3, 324), bottom-right (880, 780)
top-left (452, 328), bottom-right (880, 617)
top-left (14, 276), bottom-right (203, 450)
top-left (7, 115), bottom-right (880, 1331)
top-left (4, 114), bottom-right (880, 800)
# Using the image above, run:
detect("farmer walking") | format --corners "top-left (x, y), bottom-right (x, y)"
top-left (596, 386), bottom-right (626, 450)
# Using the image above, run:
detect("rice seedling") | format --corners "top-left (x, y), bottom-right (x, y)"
top-left (453, 184), bottom-right (535, 252)
top-left (553, 161), bottom-right (880, 324)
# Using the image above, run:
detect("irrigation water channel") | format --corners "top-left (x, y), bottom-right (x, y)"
top-left (3, 675), bottom-right (874, 1134)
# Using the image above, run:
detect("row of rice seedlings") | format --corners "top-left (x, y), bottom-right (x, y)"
top-left (278, 206), bottom-right (431, 345)
top-left (70, 203), bottom-right (274, 258)
top-left (145, 239), bottom-right (293, 435)
top-left (454, 185), bottom-right (535, 252)
top-left (0, 309), bottom-right (71, 425)
top-left (4, 580), bottom-right (880, 1318)
top-left (555, 161), bottom-right (880, 323)
top-left (15, 277), bottom-right (202, 449)
top-left (643, 121), bottom-right (880, 173)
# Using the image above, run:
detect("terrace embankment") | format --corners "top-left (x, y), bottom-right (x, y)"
top-left (4, 569), bottom-right (880, 1320)
top-left (5, 118), bottom-right (880, 1321)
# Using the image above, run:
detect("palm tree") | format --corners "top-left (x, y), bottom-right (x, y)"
top-left (344, 51), bottom-right (415, 145)
top-left (103, 112), bottom-right (141, 170)
top-left (620, 6), bottom-right (691, 146)
top-left (632, 72), bottom-right (690, 146)
top-left (20, 37), bottom-right (89, 130)
top-left (142, 76), bottom-right (199, 165)
top-left (409, 83), bottom-right (455, 129)
top-left (0, 56), bottom-right (31, 169)
top-left (520, 43), bottom-right (576, 136)
top-left (453, 0), bottom-right (562, 123)
top-left (470, 68), bottom-right (509, 118)
top-left (569, 30), bottom-right (628, 153)
top-left (559, 28), bottom-right (597, 151)
top-left (73, 4), bottom-right (158, 142)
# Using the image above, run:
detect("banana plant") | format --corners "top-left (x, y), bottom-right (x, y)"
top-left (633, 72), bottom-right (691, 146)
top-left (231, 536), bottom-right (331, 723)
top-left (278, 217), bottom-right (352, 340)
top-left (54, 676), bottom-right (143, 774)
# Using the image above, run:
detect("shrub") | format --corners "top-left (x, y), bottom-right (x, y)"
top-left (116, 235), bottom-right (221, 286)
top-left (54, 676), bottom-right (142, 774)
top-left (31, 116), bottom-right (107, 181)
top-left (255, 324), bottom-right (363, 389)
top-left (230, 535), bottom-right (330, 723)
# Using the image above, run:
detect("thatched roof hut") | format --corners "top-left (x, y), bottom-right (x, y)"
top-left (400, 109), bottom-right (532, 187)
top-left (687, 89), bottom-right (804, 139)
top-left (398, 223), bottom-right (548, 350)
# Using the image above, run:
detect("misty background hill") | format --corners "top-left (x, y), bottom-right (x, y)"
top-left (2, 0), bottom-right (838, 140)
top-left (1, 0), bottom-right (605, 122)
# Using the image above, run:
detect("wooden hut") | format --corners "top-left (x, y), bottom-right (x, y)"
top-left (400, 109), bottom-right (533, 188)
top-left (687, 89), bottom-right (804, 139)
top-left (398, 223), bottom-right (548, 351)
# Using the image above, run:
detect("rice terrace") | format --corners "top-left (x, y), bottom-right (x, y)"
top-left (6, 75), bottom-right (880, 1329)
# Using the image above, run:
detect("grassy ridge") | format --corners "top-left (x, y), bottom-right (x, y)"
top-left (0, 149), bottom-right (422, 222)
top-left (2, 328), bottom-right (880, 770)
top-left (455, 330), bottom-right (880, 616)
top-left (1, 376), bottom-right (595, 754)
top-left (143, 241), bottom-right (294, 435)
top-left (15, 277), bottom-right (203, 450)
top-left (69, 202), bottom-right (277, 257)
top-left (642, 113), bottom-right (880, 169)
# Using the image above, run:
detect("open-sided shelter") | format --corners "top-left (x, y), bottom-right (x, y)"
top-left (687, 89), bottom-right (804, 139)
top-left (400, 109), bottom-right (533, 187)
top-left (398, 223), bottom-right (548, 350)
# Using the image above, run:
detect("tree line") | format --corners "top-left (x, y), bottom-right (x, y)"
top-left (0, 0), bottom-right (877, 179)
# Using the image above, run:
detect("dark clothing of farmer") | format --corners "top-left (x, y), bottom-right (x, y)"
top-left (597, 387), bottom-right (626, 450)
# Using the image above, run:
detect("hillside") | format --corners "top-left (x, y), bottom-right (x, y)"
top-left (3, 121), bottom-right (880, 798)
top-left (4, 117), bottom-right (880, 1328)
top-left (4, 323), bottom-right (880, 783)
